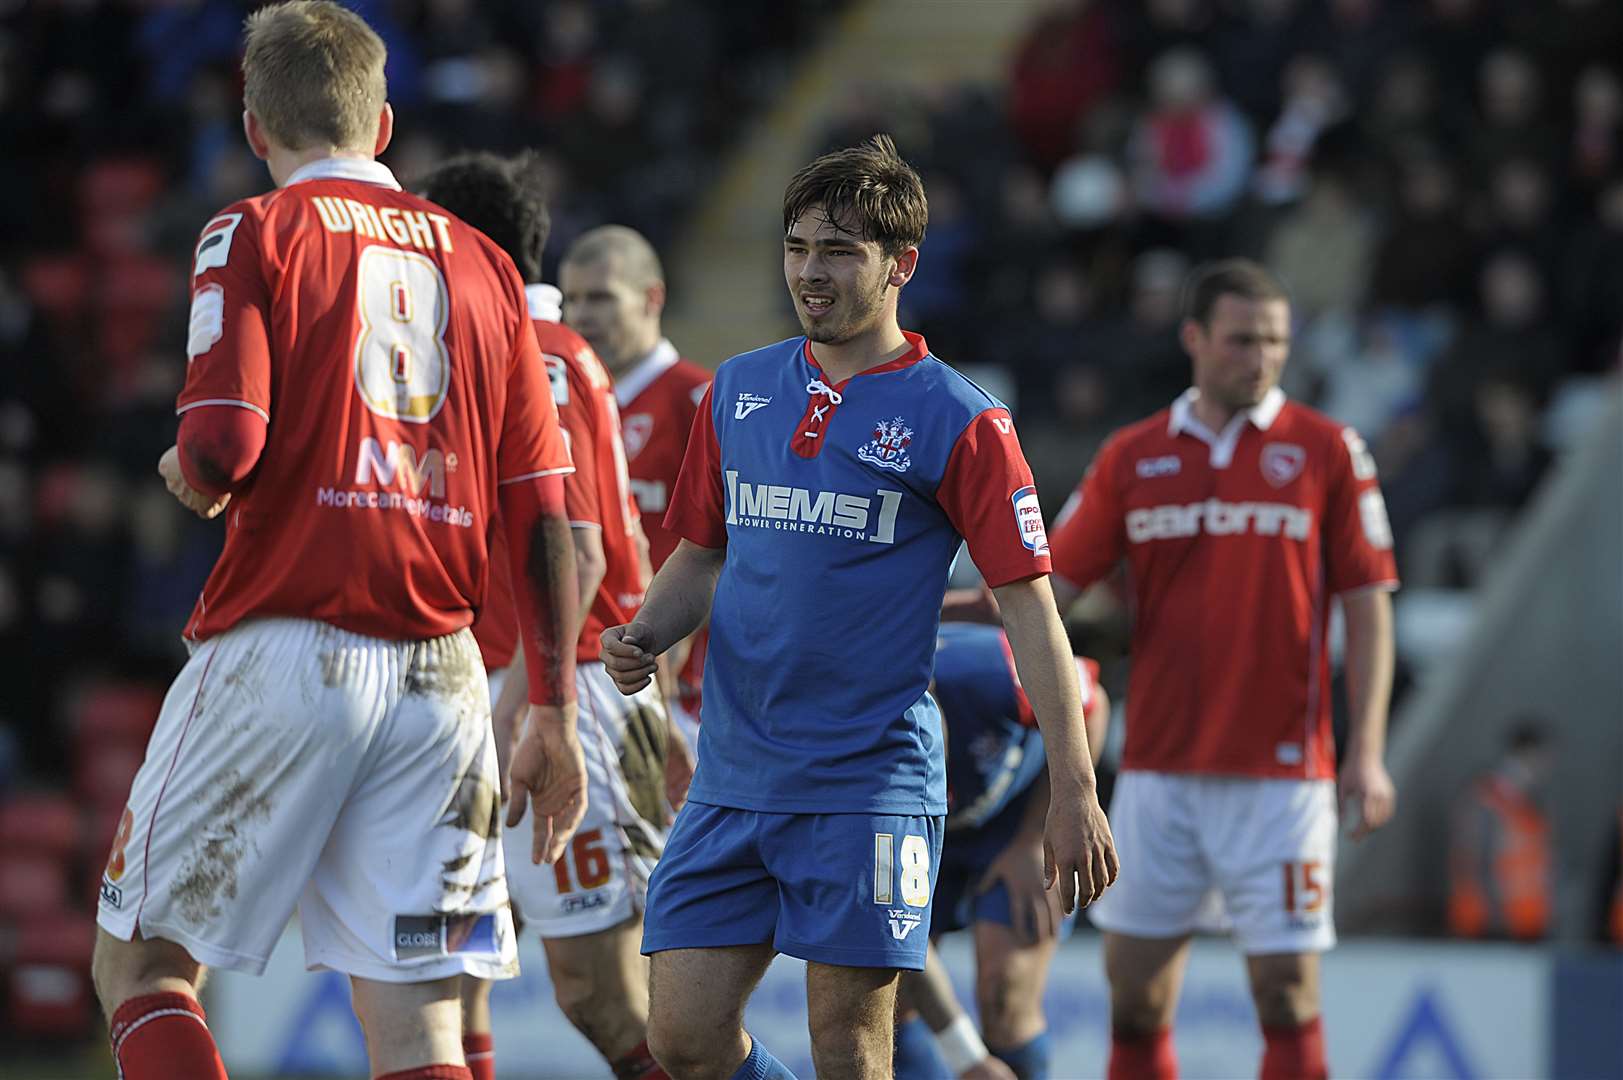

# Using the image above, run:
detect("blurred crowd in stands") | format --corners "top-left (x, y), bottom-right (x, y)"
top-left (0, 0), bottom-right (839, 788)
top-left (0, 0), bottom-right (1620, 965)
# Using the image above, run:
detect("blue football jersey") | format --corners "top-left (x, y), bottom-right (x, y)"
top-left (664, 333), bottom-right (1051, 814)
top-left (932, 623), bottom-right (1049, 830)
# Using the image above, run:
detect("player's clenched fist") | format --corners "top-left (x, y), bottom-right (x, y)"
top-left (601, 622), bottom-right (659, 695)
top-left (1043, 786), bottom-right (1119, 915)
top-left (157, 445), bottom-right (230, 520)
top-left (506, 704), bottom-right (587, 865)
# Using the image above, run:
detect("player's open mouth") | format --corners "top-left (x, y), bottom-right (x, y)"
top-left (801, 294), bottom-right (834, 314)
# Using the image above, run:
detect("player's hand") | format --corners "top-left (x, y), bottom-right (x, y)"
top-left (601, 622), bottom-right (659, 695)
top-left (157, 445), bottom-right (230, 519)
top-left (1339, 752), bottom-right (1396, 840)
top-left (664, 712), bottom-right (695, 814)
top-left (962, 1056), bottom-right (1018, 1080)
top-left (506, 704), bottom-right (586, 865)
top-left (978, 836), bottom-right (1064, 945)
top-left (1043, 783), bottom-right (1118, 914)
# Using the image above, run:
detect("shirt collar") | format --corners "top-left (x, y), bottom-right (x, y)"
top-left (615, 339), bottom-right (681, 407)
top-left (801, 330), bottom-right (930, 386)
top-left (285, 157), bottom-right (402, 191)
top-left (1167, 386), bottom-right (1286, 438)
top-left (525, 283), bottom-right (562, 323)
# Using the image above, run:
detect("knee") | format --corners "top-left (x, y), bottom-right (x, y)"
top-left (975, 968), bottom-right (1027, 1046)
top-left (646, 1012), bottom-right (720, 1078)
top-left (1251, 972), bottom-right (1318, 1028)
top-left (1109, 981), bottom-right (1176, 1037)
top-left (550, 964), bottom-right (616, 1034)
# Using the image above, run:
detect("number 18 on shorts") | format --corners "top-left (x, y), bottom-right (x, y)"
top-left (641, 806), bottom-right (944, 970)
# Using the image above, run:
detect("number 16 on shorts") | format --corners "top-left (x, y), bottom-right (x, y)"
top-left (874, 833), bottom-right (931, 941)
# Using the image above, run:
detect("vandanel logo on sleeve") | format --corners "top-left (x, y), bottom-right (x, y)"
top-left (724, 470), bottom-right (901, 544)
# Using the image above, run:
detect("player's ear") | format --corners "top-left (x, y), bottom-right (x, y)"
top-left (372, 103), bottom-right (394, 157)
top-left (243, 110), bottom-right (271, 161)
top-left (888, 246), bottom-right (919, 288)
top-left (1179, 317), bottom-right (1206, 358)
top-left (645, 280), bottom-right (667, 317)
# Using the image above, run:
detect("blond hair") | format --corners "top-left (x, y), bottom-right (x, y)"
top-left (242, 1), bottom-right (387, 152)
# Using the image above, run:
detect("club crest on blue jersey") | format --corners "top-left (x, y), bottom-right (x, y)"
top-left (858, 417), bottom-right (914, 473)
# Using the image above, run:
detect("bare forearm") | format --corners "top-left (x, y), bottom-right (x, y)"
top-left (1015, 768), bottom-right (1052, 841)
top-left (996, 577), bottom-right (1098, 793)
top-left (1342, 590), bottom-right (1395, 761)
top-left (571, 527), bottom-right (607, 643)
top-left (634, 540), bottom-right (723, 655)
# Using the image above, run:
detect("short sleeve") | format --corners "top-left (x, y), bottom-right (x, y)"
top-left (1324, 426), bottom-right (1400, 595)
top-left (936, 408), bottom-right (1052, 588)
top-left (498, 324), bottom-right (574, 485)
top-left (176, 210), bottom-right (273, 423)
top-left (547, 353), bottom-right (603, 528)
top-left (662, 385), bottom-right (726, 548)
top-left (1048, 438), bottom-right (1127, 591)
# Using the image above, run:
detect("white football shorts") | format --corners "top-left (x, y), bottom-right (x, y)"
top-left (505, 662), bottom-right (670, 938)
top-left (1087, 770), bottom-right (1338, 954)
top-left (98, 618), bottom-right (518, 982)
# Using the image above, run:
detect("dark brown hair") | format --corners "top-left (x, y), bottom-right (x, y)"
top-left (418, 151), bottom-right (550, 283)
top-left (1182, 258), bottom-right (1290, 323)
top-left (782, 134), bottom-right (927, 256)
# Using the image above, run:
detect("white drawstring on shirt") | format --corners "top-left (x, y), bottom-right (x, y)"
top-left (804, 379), bottom-right (843, 437)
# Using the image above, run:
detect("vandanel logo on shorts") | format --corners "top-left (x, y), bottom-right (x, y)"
top-left (887, 908), bottom-right (923, 941)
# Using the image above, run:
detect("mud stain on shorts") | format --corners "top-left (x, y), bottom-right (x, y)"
top-left (439, 761), bottom-right (500, 841)
top-left (405, 636), bottom-right (480, 702)
top-left (620, 699), bottom-right (670, 831)
top-left (219, 643), bottom-right (267, 706)
top-left (171, 770), bottom-right (273, 924)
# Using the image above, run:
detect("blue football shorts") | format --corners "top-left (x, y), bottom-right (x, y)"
top-left (641, 802), bottom-right (944, 970)
top-left (932, 785), bottom-right (1077, 940)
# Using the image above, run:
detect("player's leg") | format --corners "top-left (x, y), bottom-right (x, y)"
top-left (646, 944), bottom-right (778, 1079)
top-left (1246, 952), bottom-right (1326, 1080)
top-left (1087, 771), bottom-right (1219, 1080)
top-left (806, 961), bottom-right (900, 1080)
top-left (458, 974), bottom-right (495, 1080)
top-left (509, 666), bottom-right (672, 1073)
top-left (1215, 778), bottom-right (1338, 1080)
top-left (350, 974), bottom-right (464, 1073)
top-left (1103, 932), bottom-right (1190, 1079)
top-left (93, 619), bottom-right (381, 1080)
top-left (300, 628), bottom-right (519, 1076)
top-left (973, 920), bottom-right (1062, 1079)
top-left (543, 915), bottom-right (665, 1078)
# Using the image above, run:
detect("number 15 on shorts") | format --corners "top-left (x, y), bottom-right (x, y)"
top-left (873, 833), bottom-right (931, 908)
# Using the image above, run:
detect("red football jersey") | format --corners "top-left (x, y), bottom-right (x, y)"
top-left (177, 158), bottom-right (572, 644)
top-left (614, 340), bottom-right (711, 709)
top-left (474, 287), bottom-right (644, 668)
top-left (1049, 389), bottom-right (1399, 779)
top-left (615, 340), bottom-right (712, 568)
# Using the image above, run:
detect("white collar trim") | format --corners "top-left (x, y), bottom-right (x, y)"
top-left (285, 158), bottom-right (402, 190)
top-left (615, 340), bottom-right (680, 407)
top-left (1167, 387), bottom-right (1287, 468)
top-left (526, 284), bottom-right (562, 323)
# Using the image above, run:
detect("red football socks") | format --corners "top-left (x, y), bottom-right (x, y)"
top-left (1261, 1016), bottom-right (1328, 1080)
top-left (462, 1032), bottom-right (495, 1080)
top-left (375, 1068), bottom-right (472, 1080)
top-left (109, 992), bottom-right (228, 1080)
top-left (1109, 1026), bottom-right (1177, 1080)
top-left (612, 1038), bottom-right (671, 1080)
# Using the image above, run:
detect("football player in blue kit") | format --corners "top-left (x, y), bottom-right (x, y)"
top-left (894, 623), bottom-right (1111, 1080)
top-left (602, 135), bottom-right (1118, 1080)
